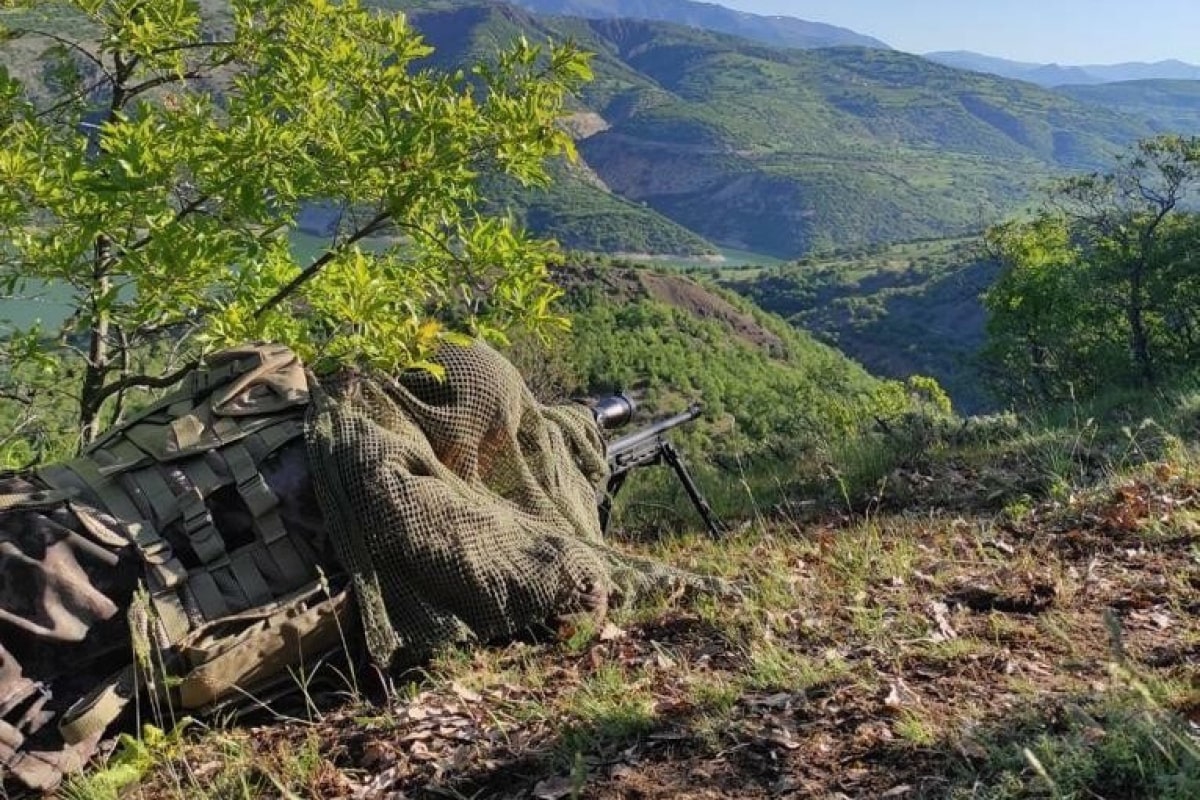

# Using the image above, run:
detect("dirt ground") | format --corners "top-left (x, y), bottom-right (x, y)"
top-left (120, 464), bottom-right (1200, 800)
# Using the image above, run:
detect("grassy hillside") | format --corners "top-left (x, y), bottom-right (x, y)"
top-left (407, 5), bottom-right (1156, 258)
top-left (720, 238), bottom-right (1000, 414)
top-left (1057, 80), bottom-right (1200, 135)
top-left (484, 157), bottom-right (718, 256)
top-left (518, 264), bottom-right (899, 453)
top-left (73, 364), bottom-right (1200, 800)
top-left (574, 26), bottom-right (1153, 257)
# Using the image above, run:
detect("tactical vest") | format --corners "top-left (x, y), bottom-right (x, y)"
top-left (11, 344), bottom-right (353, 761)
top-left (37, 344), bottom-right (322, 650)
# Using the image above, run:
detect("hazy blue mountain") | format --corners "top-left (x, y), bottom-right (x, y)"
top-left (510, 0), bottom-right (890, 50)
top-left (1023, 63), bottom-right (1100, 86)
top-left (1057, 80), bottom-right (1200, 135)
top-left (925, 51), bottom-right (1200, 87)
top-left (1086, 60), bottom-right (1200, 82)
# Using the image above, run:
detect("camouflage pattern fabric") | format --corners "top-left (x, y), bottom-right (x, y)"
top-left (0, 340), bottom-right (725, 792)
top-left (306, 341), bottom-right (725, 668)
top-left (0, 438), bottom-right (332, 794)
top-left (0, 475), bottom-right (141, 792)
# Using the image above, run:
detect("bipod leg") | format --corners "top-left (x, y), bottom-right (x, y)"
top-left (600, 470), bottom-right (631, 534)
top-left (661, 442), bottom-right (726, 538)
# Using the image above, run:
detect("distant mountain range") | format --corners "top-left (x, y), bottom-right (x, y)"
top-left (924, 51), bottom-right (1200, 87)
top-left (507, 3), bottom-right (1200, 91)
top-left (508, 0), bottom-right (890, 51)
top-left (407, 3), bottom-right (1158, 257)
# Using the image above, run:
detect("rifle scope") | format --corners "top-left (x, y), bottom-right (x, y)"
top-left (591, 393), bottom-right (636, 430)
top-left (605, 404), bottom-right (702, 454)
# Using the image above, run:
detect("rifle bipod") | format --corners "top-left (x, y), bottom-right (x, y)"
top-left (600, 440), bottom-right (726, 539)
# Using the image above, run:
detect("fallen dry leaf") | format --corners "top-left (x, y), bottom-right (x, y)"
top-left (533, 774), bottom-right (576, 800)
top-left (883, 679), bottom-right (920, 710)
top-left (451, 682), bottom-right (482, 704)
top-left (929, 600), bottom-right (958, 641)
top-left (600, 622), bottom-right (627, 641)
top-left (765, 728), bottom-right (802, 750)
top-left (610, 764), bottom-right (637, 781)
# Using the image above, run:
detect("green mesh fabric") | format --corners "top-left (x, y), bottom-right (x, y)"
top-left (305, 341), bottom-right (716, 666)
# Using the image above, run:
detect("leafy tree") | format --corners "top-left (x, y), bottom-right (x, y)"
top-left (0, 0), bottom-right (590, 453)
top-left (984, 135), bottom-right (1200, 403)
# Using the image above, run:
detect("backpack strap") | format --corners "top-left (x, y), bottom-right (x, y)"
top-left (39, 346), bottom-right (316, 644)
top-left (0, 486), bottom-right (76, 511)
top-left (57, 665), bottom-right (136, 746)
top-left (38, 460), bottom-right (193, 646)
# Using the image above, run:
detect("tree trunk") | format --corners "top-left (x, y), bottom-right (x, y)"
top-left (79, 59), bottom-right (129, 447)
top-left (1127, 265), bottom-right (1155, 386)
top-left (80, 239), bottom-right (111, 447)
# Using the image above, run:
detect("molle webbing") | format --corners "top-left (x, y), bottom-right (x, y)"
top-left (36, 345), bottom-right (314, 647)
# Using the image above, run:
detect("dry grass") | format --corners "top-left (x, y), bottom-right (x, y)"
top-left (59, 460), bottom-right (1200, 800)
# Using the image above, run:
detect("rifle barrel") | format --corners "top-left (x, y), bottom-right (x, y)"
top-left (606, 404), bottom-right (702, 455)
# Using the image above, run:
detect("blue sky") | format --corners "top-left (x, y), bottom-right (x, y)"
top-left (715, 0), bottom-right (1200, 65)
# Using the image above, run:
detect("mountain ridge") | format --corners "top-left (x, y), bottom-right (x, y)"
top-left (1055, 79), bottom-right (1200, 135)
top-left (924, 50), bottom-right (1200, 86)
top-left (404, 4), bottom-right (1161, 257)
top-left (508, 0), bottom-right (890, 51)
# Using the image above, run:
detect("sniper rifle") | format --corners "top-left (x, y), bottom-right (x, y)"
top-left (590, 395), bottom-right (725, 538)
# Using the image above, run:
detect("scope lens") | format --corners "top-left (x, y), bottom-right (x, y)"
top-left (592, 394), bottom-right (635, 430)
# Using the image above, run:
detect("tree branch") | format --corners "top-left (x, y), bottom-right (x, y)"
top-left (108, 325), bottom-right (132, 428)
top-left (126, 69), bottom-right (205, 99)
top-left (126, 49), bottom-right (235, 99)
top-left (88, 359), bottom-right (199, 410)
top-left (0, 387), bottom-right (35, 406)
top-left (34, 75), bottom-right (114, 120)
top-left (16, 28), bottom-right (114, 84)
top-left (126, 193), bottom-right (212, 253)
top-left (150, 39), bottom-right (237, 57)
top-left (252, 210), bottom-right (391, 319)
top-left (391, 218), bottom-right (464, 265)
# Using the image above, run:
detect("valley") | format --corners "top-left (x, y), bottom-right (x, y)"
top-left (718, 238), bottom-right (999, 414)
top-left (5, 0), bottom-right (1200, 414)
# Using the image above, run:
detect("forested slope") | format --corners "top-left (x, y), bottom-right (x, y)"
top-left (1057, 80), bottom-right (1200, 135)
top-left (721, 239), bottom-right (999, 413)
top-left (525, 264), bottom-right (905, 456)
top-left (406, 2), bottom-right (1157, 257)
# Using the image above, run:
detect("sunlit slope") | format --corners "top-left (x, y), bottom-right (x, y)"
top-left (548, 264), bottom-right (897, 455)
top-left (5, 1), bottom-right (1162, 258)
top-left (409, 5), bottom-right (1156, 257)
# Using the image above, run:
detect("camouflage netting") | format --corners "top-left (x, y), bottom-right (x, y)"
top-left (306, 341), bottom-right (721, 667)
